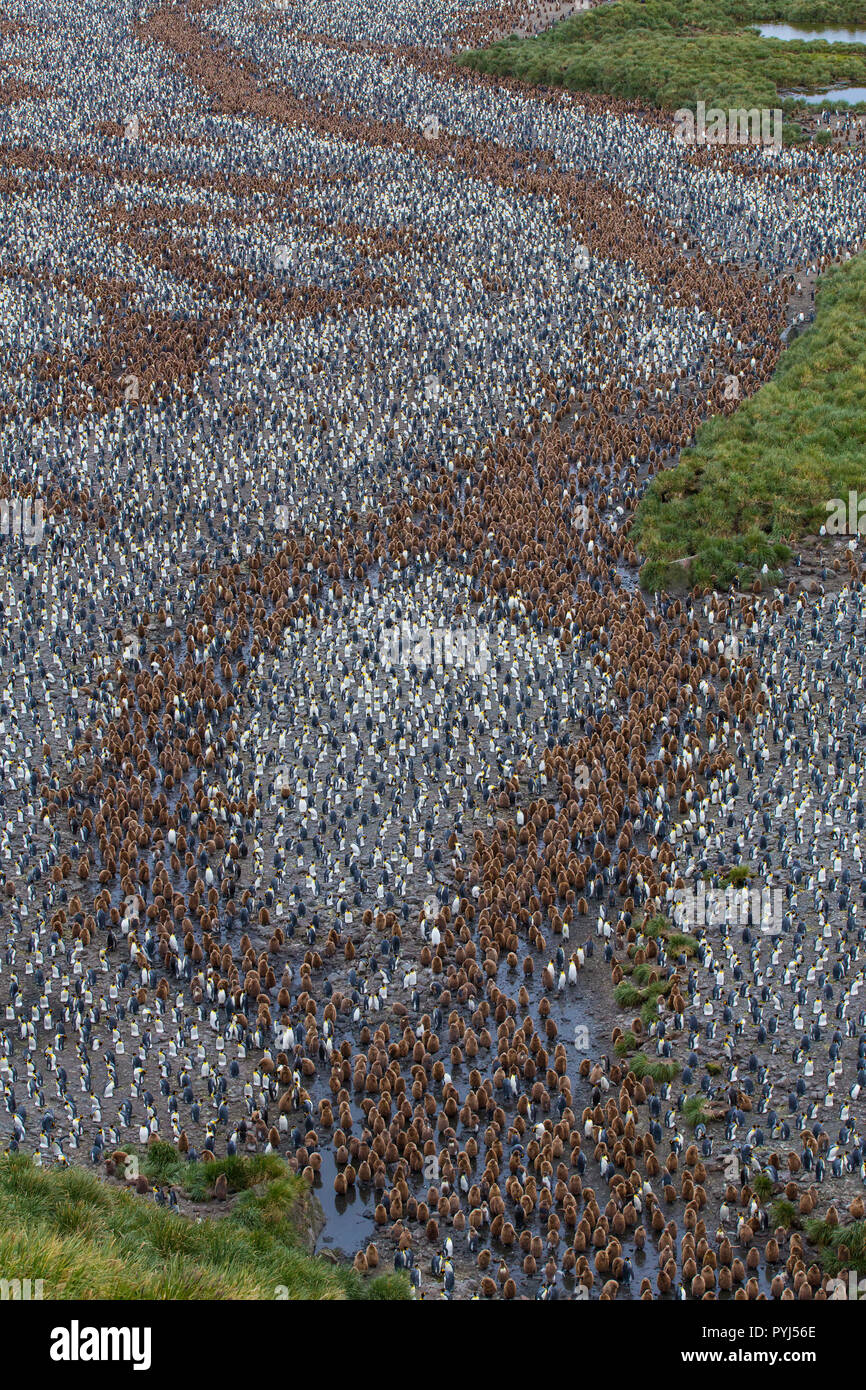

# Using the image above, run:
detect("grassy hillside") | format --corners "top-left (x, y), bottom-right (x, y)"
top-left (457, 0), bottom-right (866, 114)
top-left (0, 1151), bottom-right (409, 1300)
top-left (633, 250), bottom-right (866, 590)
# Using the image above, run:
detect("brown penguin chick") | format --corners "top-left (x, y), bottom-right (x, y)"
top-left (213, 1172), bottom-right (228, 1201)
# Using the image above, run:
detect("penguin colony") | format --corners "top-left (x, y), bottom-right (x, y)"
top-left (0, 0), bottom-right (865, 1301)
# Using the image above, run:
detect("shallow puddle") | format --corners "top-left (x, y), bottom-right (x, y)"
top-left (755, 23), bottom-right (866, 45)
top-left (786, 85), bottom-right (866, 105)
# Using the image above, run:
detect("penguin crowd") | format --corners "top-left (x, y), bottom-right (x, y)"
top-left (0, 0), bottom-right (865, 1299)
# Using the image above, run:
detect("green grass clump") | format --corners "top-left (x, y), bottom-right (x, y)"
top-left (806, 1219), bottom-right (866, 1276)
top-left (682, 1095), bottom-right (708, 1128)
top-left (783, 120), bottom-right (807, 143)
top-left (641, 915), bottom-right (668, 939)
top-left (458, 0), bottom-right (866, 116)
top-left (753, 1172), bottom-right (775, 1201)
top-left (639, 980), bottom-right (673, 1027)
top-left (614, 980), bottom-right (644, 1007)
top-left (665, 932), bottom-right (698, 958)
top-left (141, 1144), bottom-right (286, 1202)
top-left (721, 864), bottom-right (753, 887)
top-left (804, 1216), bottom-right (838, 1245)
top-left (615, 1030), bottom-right (639, 1055)
top-left (0, 1153), bottom-right (410, 1301)
top-left (771, 1198), bottom-right (800, 1229)
top-left (629, 1053), bottom-right (681, 1083)
top-left (614, 973), bottom-right (672, 1023)
top-left (635, 250), bottom-right (866, 590)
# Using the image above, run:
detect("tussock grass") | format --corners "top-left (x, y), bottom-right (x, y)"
top-left (682, 1095), bottom-right (708, 1128)
top-left (721, 864), bottom-right (754, 887)
top-left (771, 1197), bottom-right (800, 1229)
top-left (753, 1172), bottom-right (775, 1201)
top-left (806, 1218), bottom-right (866, 1275)
top-left (141, 1142), bottom-right (285, 1200)
top-left (635, 251), bottom-right (866, 589)
top-left (665, 932), bottom-right (698, 957)
top-left (629, 1053), bottom-right (681, 1082)
top-left (459, 0), bottom-right (866, 116)
top-left (614, 915), bottom-right (683, 1079)
top-left (0, 1153), bottom-right (410, 1300)
top-left (641, 915), bottom-right (668, 939)
top-left (614, 980), bottom-right (644, 1007)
